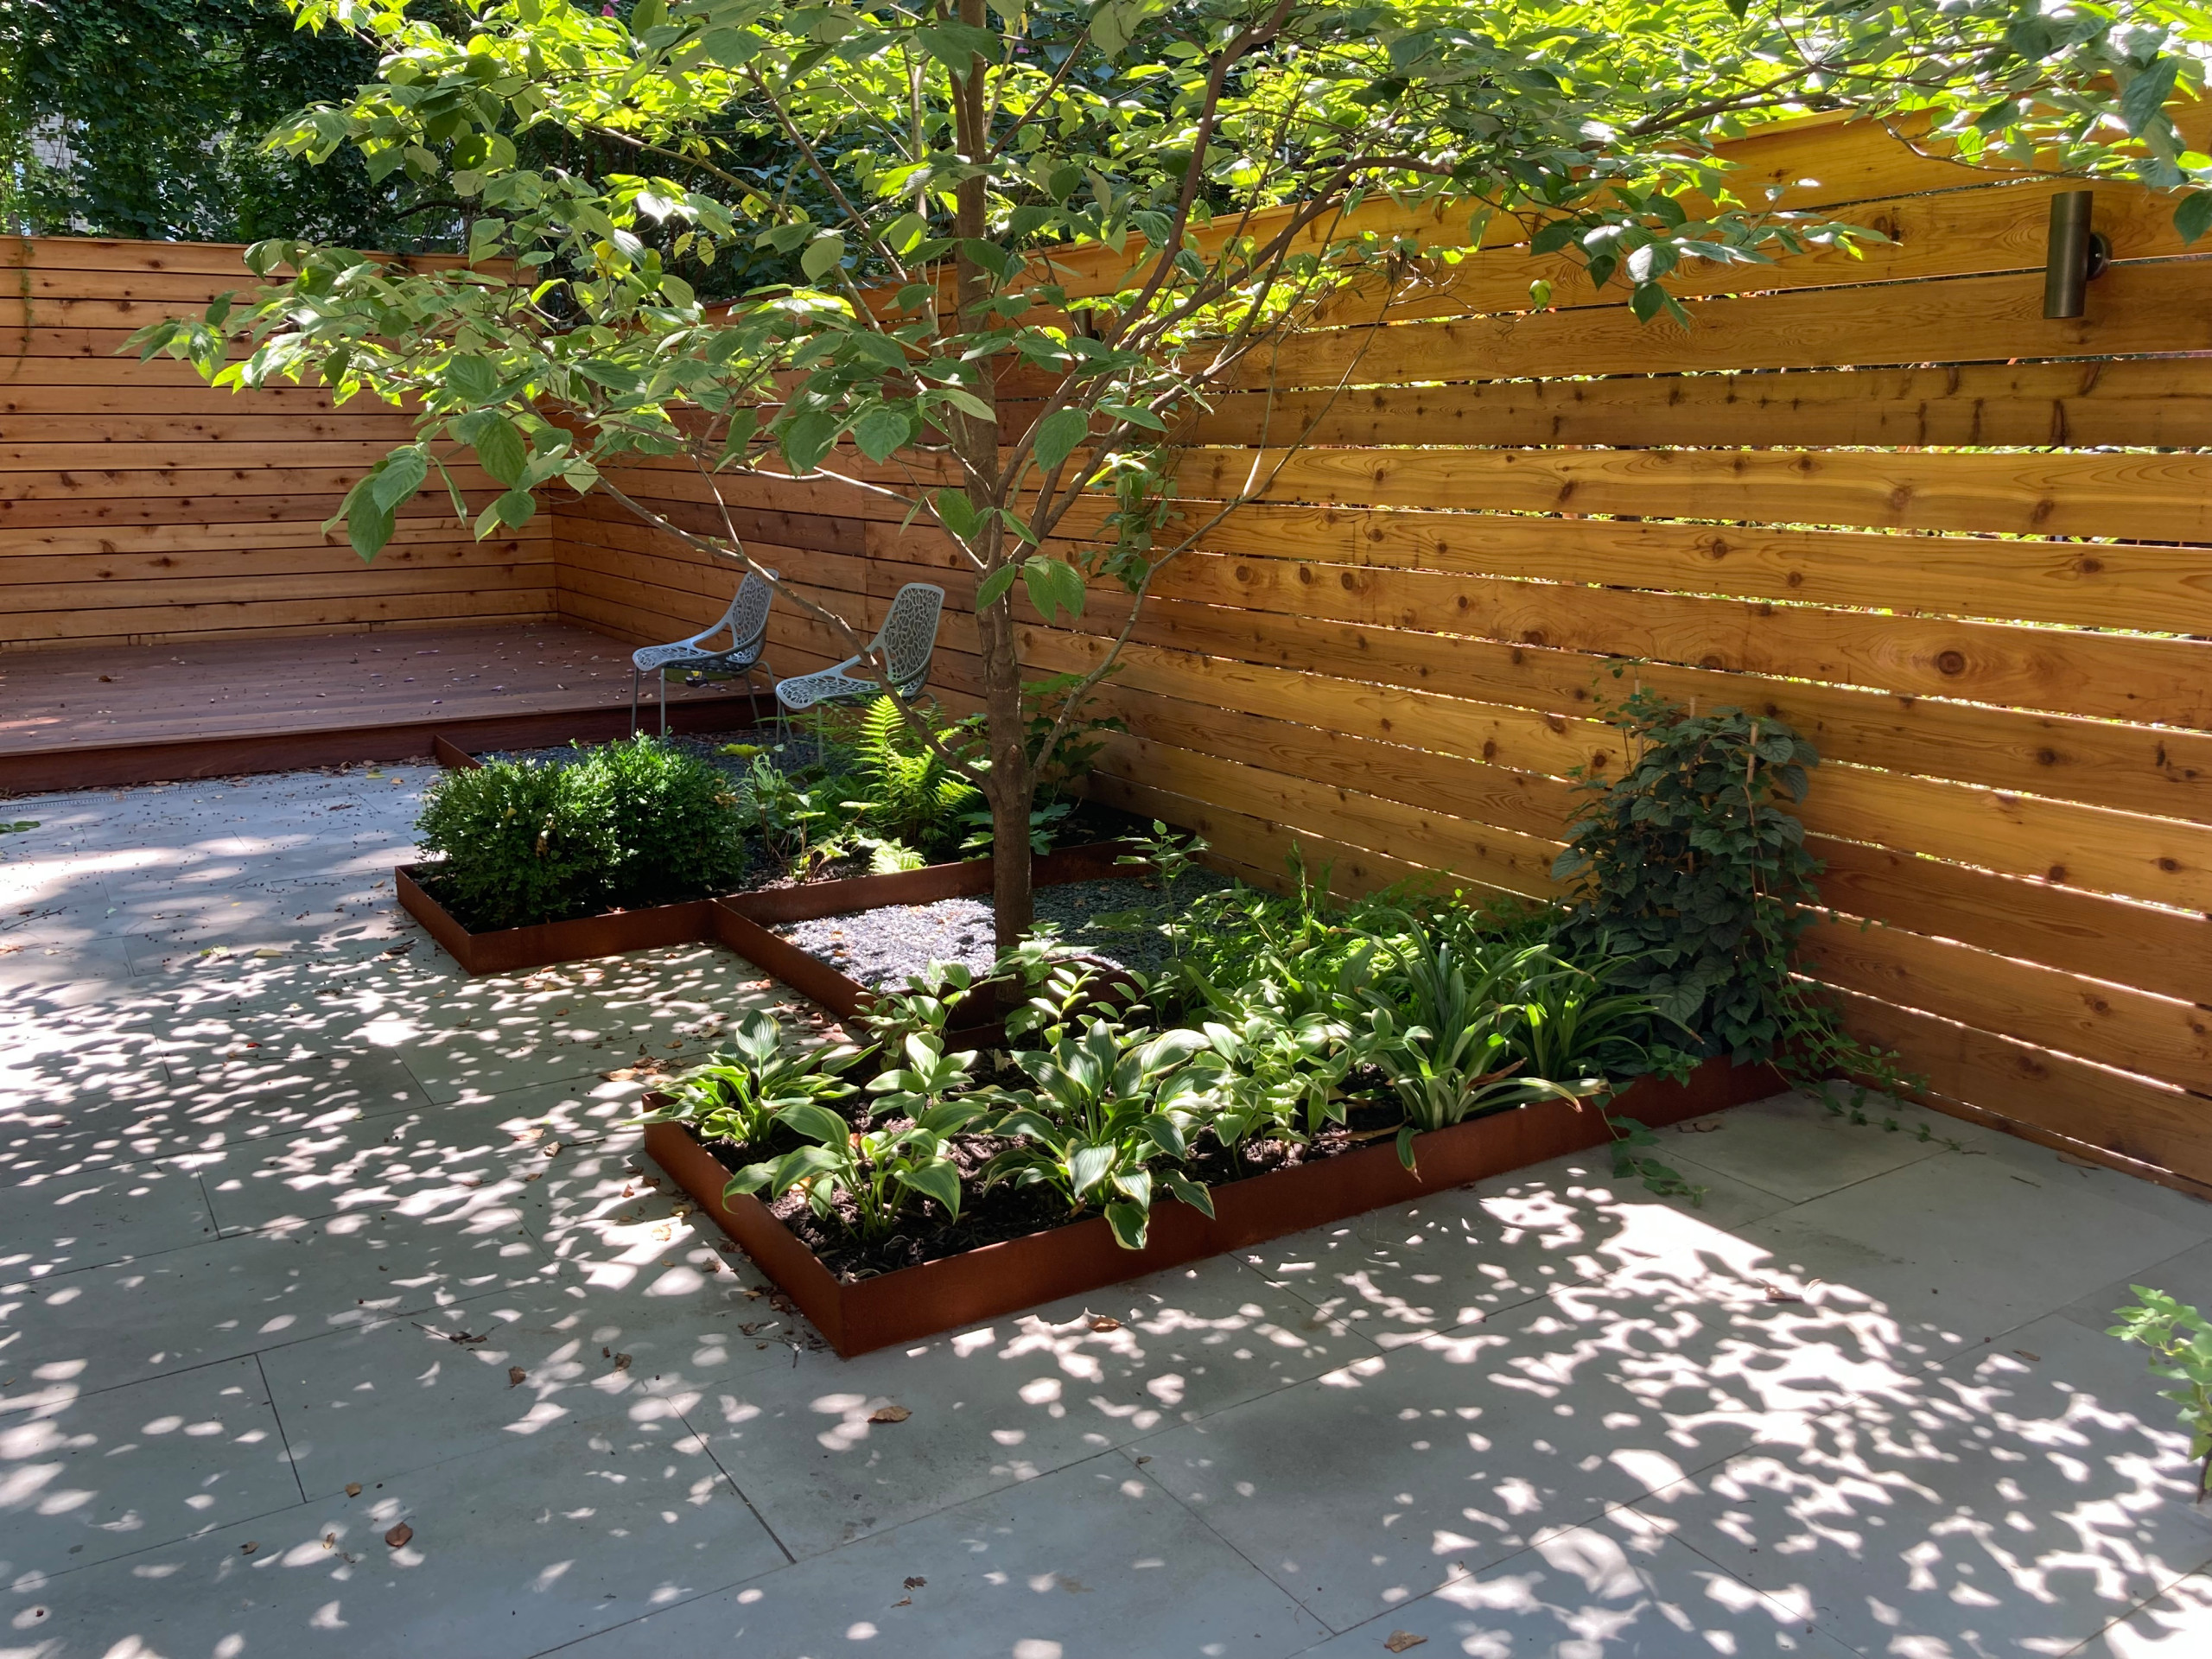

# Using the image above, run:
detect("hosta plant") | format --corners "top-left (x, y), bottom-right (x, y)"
top-left (983, 1019), bottom-right (1212, 1250)
top-left (1182, 1005), bottom-right (1357, 1169)
top-left (2110, 1287), bottom-right (2212, 1502)
top-left (856, 963), bottom-right (977, 1049)
top-left (650, 1009), bottom-right (864, 1149)
top-left (725, 1094), bottom-right (985, 1241)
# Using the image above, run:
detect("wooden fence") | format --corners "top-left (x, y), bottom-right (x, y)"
top-left (0, 237), bottom-right (550, 651)
top-left (5, 111), bottom-right (2209, 1201)
top-left (559, 113), bottom-right (2212, 1198)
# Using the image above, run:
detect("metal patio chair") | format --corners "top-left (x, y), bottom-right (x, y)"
top-left (772, 582), bottom-right (945, 726)
top-left (629, 569), bottom-right (777, 735)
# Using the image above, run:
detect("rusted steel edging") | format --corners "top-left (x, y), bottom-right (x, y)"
top-left (646, 1054), bottom-right (1786, 1358)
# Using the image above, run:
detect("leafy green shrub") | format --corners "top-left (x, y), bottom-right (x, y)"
top-left (569, 736), bottom-right (750, 909)
top-left (1551, 680), bottom-right (1919, 1098)
top-left (414, 758), bottom-right (612, 931)
top-left (416, 737), bottom-right (747, 929)
top-left (2110, 1287), bottom-right (2212, 1502)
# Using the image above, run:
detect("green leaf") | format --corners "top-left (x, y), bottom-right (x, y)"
top-left (1104, 1198), bottom-right (1148, 1250)
top-left (347, 493), bottom-right (395, 562)
top-left (931, 487), bottom-right (981, 539)
top-left (895, 1160), bottom-right (962, 1220)
top-left (851, 407), bottom-right (912, 463)
top-left (2123, 57), bottom-right (2180, 137)
top-left (1068, 1143), bottom-right (1116, 1198)
top-left (778, 1101), bottom-right (852, 1147)
top-left (629, 0), bottom-right (666, 30)
top-left (2175, 190), bottom-right (2212, 246)
top-left (1022, 556), bottom-right (1086, 623)
top-left (493, 488), bottom-right (537, 529)
top-left (368, 448), bottom-right (428, 513)
top-left (780, 410), bottom-right (844, 474)
top-left (799, 233), bottom-right (847, 283)
top-left (446, 354), bottom-right (501, 404)
top-left (975, 563), bottom-right (1020, 610)
top-left (1032, 407), bottom-right (1090, 474)
top-left (470, 416), bottom-right (527, 486)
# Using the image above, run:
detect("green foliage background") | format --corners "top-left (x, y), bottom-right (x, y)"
top-left (0, 0), bottom-right (429, 244)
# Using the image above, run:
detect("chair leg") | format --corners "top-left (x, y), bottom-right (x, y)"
top-left (630, 667), bottom-right (640, 736)
top-left (658, 668), bottom-right (670, 737)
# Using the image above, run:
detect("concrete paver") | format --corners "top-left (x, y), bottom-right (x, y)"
top-left (2, 765), bottom-right (2209, 1658)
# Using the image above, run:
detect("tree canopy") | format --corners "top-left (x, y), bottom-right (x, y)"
top-left (140, 0), bottom-right (2203, 936)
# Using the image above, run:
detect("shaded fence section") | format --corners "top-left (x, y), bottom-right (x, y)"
top-left (569, 116), bottom-right (2212, 1196)
top-left (0, 236), bottom-right (549, 651)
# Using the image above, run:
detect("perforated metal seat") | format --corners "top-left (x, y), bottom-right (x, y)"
top-left (629, 569), bottom-right (777, 734)
top-left (773, 582), bottom-right (945, 715)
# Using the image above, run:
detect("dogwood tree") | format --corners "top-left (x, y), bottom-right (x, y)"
top-left (139, 0), bottom-right (2196, 944)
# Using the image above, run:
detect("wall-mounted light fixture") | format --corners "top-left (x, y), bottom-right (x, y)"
top-left (2044, 190), bottom-right (2110, 320)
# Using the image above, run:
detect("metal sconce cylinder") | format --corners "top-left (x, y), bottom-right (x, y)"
top-left (2044, 190), bottom-right (2110, 320)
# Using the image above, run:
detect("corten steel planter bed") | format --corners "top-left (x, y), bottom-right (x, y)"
top-left (646, 1054), bottom-right (1784, 1358)
top-left (396, 838), bottom-right (1139, 983)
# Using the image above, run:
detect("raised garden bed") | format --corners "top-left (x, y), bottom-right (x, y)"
top-left (646, 1054), bottom-right (1784, 1357)
top-left (396, 838), bottom-right (1139, 982)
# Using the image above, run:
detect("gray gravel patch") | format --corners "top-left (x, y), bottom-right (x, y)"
top-left (774, 873), bottom-right (1232, 988)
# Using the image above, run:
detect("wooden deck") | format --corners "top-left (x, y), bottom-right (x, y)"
top-left (0, 623), bottom-right (764, 792)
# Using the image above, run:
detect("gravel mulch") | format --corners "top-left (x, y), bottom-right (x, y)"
top-left (772, 871), bottom-right (1232, 988)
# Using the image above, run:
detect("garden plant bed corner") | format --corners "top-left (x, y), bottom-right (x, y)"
top-left (645, 1055), bottom-right (1785, 1358)
top-left (396, 838), bottom-right (1139, 983)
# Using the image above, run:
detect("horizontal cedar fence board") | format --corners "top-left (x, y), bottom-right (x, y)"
top-left (1084, 771), bottom-right (1451, 900)
top-left (0, 529), bottom-right (542, 578)
top-left (1230, 258), bottom-right (2212, 391)
top-left (1031, 596), bottom-right (2212, 820)
top-left (1090, 683), bottom-right (1574, 845)
top-left (1302, 175), bottom-right (2212, 326)
top-left (1124, 545), bottom-right (2212, 734)
top-left (1177, 443), bottom-right (2212, 547)
top-left (1822, 986), bottom-right (2212, 1191)
top-left (1796, 914), bottom-right (2212, 1096)
top-left (1176, 359), bottom-right (2212, 453)
top-left (3, 588), bottom-right (557, 644)
top-left (0, 563), bottom-right (555, 615)
top-left (0, 440), bottom-right (448, 470)
top-left (1093, 732), bottom-right (1565, 899)
top-left (1125, 499), bottom-right (2211, 640)
top-left (1807, 838), bottom-right (2208, 1010)
top-left (0, 235), bottom-right (537, 650)
top-left (1797, 766), bottom-right (2212, 912)
top-left (0, 463), bottom-right (500, 502)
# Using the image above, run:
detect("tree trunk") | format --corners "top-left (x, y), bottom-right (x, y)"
top-left (949, 0), bottom-right (1033, 952)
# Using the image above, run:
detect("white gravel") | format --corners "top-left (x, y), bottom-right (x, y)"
top-left (774, 873), bottom-right (1231, 987)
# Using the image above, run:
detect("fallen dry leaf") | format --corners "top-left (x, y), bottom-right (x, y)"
top-left (893, 1597), bottom-right (912, 1608)
top-left (1382, 1635), bottom-right (1427, 1653)
top-left (542, 1141), bottom-right (563, 1158)
top-left (2015, 1348), bottom-right (2042, 1362)
top-left (1089, 1315), bottom-right (1121, 1332)
top-left (384, 1522), bottom-right (413, 1549)
top-left (345, 1484), bottom-right (362, 1498)
top-left (323, 1533), bottom-right (336, 1551)
top-left (1675, 1119), bottom-right (1723, 1134)
top-left (239, 1541), bottom-right (257, 1556)
top-left (613, 1352), bottom-right (632, 1373)
top-left (904, 1576), bottom-right (926, 1589)
top-left (508, 1367), bottom-right (528, 1388)
top-left (1135, 1455), bottom-right (1152, 1466)
top-left (1762, 1285), bottom-right (1803, 1303)
top-left (868, 1404), bottom-right (912, 1424)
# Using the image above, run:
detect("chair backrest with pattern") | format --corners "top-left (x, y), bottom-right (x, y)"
top-left (730, 569), bottom-right (778, 653)
top-left (874, 582), bottom-right (945, 696)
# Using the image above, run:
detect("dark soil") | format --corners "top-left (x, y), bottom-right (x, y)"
top-left (697, 1083), bottom-right (1413, 1282)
